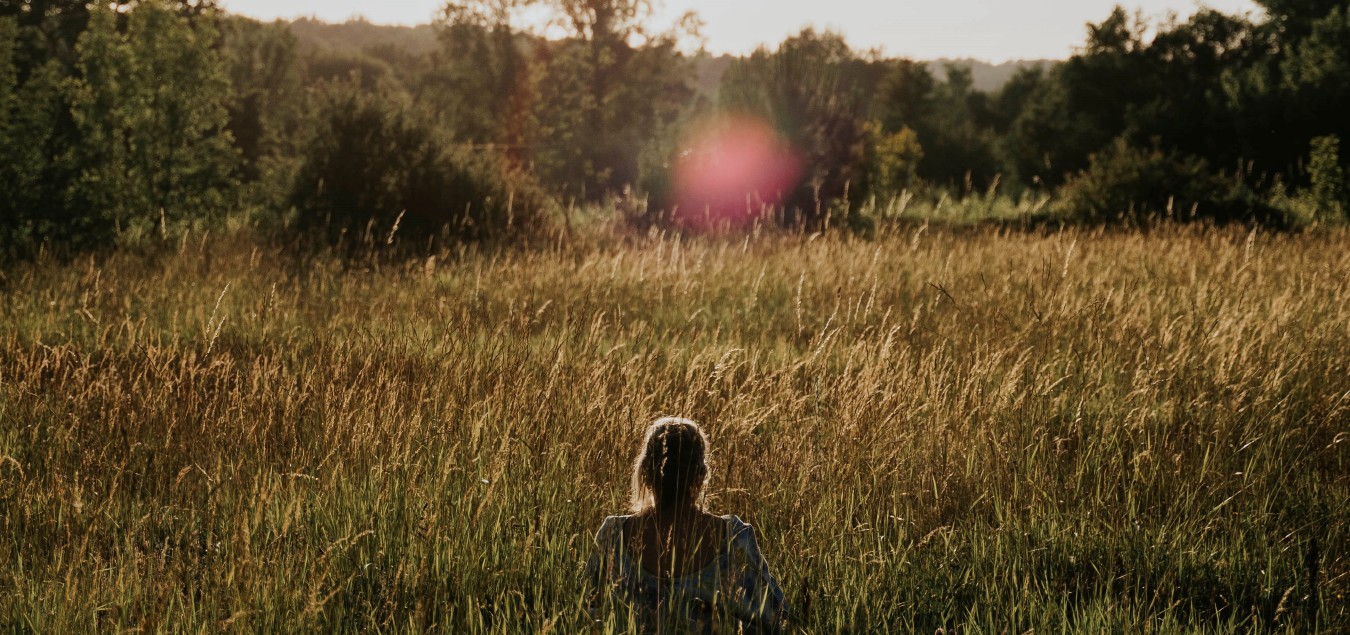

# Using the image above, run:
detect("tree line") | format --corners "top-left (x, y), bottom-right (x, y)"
top-left (2, 0), bottom-right (1347, 256)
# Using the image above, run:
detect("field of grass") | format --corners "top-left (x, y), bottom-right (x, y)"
top-left (1, 224), bottom-right (1346, 632)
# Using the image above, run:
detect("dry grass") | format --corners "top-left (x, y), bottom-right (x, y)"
top-left (1, 225), bottom-right (1346, 632)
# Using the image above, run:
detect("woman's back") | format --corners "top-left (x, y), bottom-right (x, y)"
top-left (586, 513), bottom-right (786, 633)
top-left (624, 510), bottom-right (726, 577)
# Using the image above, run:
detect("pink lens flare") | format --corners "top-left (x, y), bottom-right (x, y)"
top-left (672, 115), bottom-right (802, 231)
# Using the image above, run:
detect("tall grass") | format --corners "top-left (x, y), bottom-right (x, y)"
top-left (1, 225), bottom-right (1346, 632)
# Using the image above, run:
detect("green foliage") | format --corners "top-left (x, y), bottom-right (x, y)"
top-left (1, 2), bottom-right (237, 253)
top-left (720, 29), bottom-right (874, 224)
top-left (1277, 7), bottom-right (1350, 147)
top-left (289, 83), bottom-right (556, 247)
top-left (980, 66), bottom-right (1044, 135)
top-left (6, 0), bottom-right (1350, 253)
top-left (875, 59), bottom-right (935, 133)
top-left (0, 59), bottom-right (69, 249)
top-left (1009, 3), bottom-right (1350, 194)
top-left (634, 96), bottom-right (714, 222)
top-left (1306, 134), bottom-right (1347, 222)
top-left (303, 50), bottom-right (395, 90)
top-left (65, 1), bottom-right (238, 238)
top-left (529, 0), bottom-right (697, 200)
top-left (1004, 9), bottom-right (1148, 187)
top-left (914, 64), bottom-right (1000, 189)
top-left (0, 16), bottom-right (15, 133)
top-left (1257, 0), bottom-right (1349, 37)
top-left (220, 16), bottom-right (305, 193)
top-left (286, 17), bottom-right (440, 56)
top-left (1058, 139), bottom-right (1282, 226)
top-left (868, 124), bottom-right (923, 198)
top-left (1007, 9), bottom-right (1284, 188)
top-left (422, 3), bottom-right (527, 145)
top-left (0, 11), bottom-right (86, 250)
top-left (419, 0), bottom-right (696, 202)
top-left (872, 58), bottom-right (1012, 191)
top-left (0, 0), bottom-right (98, 78)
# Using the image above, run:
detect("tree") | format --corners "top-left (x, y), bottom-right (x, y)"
top-left (220, 15), bottom-right (304, 188)
top-left (875, 59), bottom-right (935, 134)
top-left (1004, 2), bottom-right (1347, 192)
top-left (425, 0), bottom-right (695, 199)
top-left (529, 0), bottom-right (698, 199)
top-left (1, 1), bottom-right (236, 251)
top-left (1306, 135), bottom-right (1346, 221)
top-left (424, 0), bottom-right (532, 146)
top-left (720, 29), bottom-right (872, 224)
top-left (1255, 0), bottom-right (1348, 38)
top-left (65, 0), bottom-right (237, 236)
top-left (869, 125), bottom-right (923, 198)
top-left (0, 2), bottom-right (102, 249)
top-left (0, 15), bottom-right (58, 248)
top-left (1058, 138), bottom-right (1277, 225)
top-left (0, 0), bottom-right (105, 80)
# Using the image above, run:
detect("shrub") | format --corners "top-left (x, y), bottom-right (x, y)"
top-left (1058, 139), bottom-right (1285, 226)
top-left (869, 124), bottom-right (924, 200)
top-left (289, 83), bottom-right (556, 249)
top-left (1306, 134), bottom-right (1346, 223)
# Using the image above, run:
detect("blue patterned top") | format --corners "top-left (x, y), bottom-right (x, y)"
top-left (585, 514), bottom-right (788, 633)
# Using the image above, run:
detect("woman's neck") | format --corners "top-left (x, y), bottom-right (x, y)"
top-left (649, 503), bottom-right (701, 527)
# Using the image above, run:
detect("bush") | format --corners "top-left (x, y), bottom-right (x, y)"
top-left (869, 124), bottom-right (924, 199)
top-left (1058, 139), bottom-right (1286, 226)
top-left (289, 83), bottom-right (556, 249)
top-left (1306, 134), bottom-right (1346, 223)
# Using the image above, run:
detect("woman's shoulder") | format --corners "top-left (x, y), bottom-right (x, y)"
top-left (600, 514), bottom-right (634, 527)
top-left (718, 515), bottom-right (770, 560)
top-left (595, 514), bottom-right (632, 542)
top-left (718, 514), bottom-right (754, 538)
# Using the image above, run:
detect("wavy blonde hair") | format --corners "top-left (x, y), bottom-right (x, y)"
top-left (629, 417), bottom-right (710, 514)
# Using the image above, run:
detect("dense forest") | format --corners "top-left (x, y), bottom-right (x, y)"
top-left (1, 0), bottom-right (1347, 255)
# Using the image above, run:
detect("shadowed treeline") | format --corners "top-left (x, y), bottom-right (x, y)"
top-left (2, 1), bottom-right (1348, 257)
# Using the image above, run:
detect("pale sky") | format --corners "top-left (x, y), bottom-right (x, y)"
top-left (219, 0), bottom-right (1264, 62)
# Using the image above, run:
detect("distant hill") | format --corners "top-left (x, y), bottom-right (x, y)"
top-left (281, 18), bottom-right (1053, 94)
top-left (690, 56), bottom-right (1054, 97)
top-left (925, 58), bottom-right (1055, 93)
top-left (287, 17), bottom-right (439, 56)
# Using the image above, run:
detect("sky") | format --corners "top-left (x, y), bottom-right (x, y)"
top-left (218, 0), bottom-right (1264, 62)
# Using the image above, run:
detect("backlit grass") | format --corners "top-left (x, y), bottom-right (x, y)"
top-left (1, 224), bottom-right (1346, 632)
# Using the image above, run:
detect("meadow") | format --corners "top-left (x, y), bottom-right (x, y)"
top-left (0, 223), bottom-right (1346, 632)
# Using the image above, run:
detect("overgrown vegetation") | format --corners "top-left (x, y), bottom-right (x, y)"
top-left (1055, 140), bottom-right (1282, 226)
top-left (0, 226), bottom-right (1345, 631)
top-left (289, 82), bottom-right (555, 248)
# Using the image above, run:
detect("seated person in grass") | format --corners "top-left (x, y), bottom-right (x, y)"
top-left (585, 417), bottom-right (788, 633)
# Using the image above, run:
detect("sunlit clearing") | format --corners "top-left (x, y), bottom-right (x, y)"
top-left (672, 115), bottom-right (802, 231)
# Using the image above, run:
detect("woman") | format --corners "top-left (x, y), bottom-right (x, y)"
top-left (585, 417), bottom-right (788, 633)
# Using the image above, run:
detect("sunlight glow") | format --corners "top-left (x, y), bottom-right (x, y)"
top-left (672, 115), bottom-right (802, 230)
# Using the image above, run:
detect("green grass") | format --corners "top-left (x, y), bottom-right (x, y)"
top-left (0, 224), bottom-right (1346, 632)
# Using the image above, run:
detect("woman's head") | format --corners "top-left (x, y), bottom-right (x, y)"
top-left (630, 417), bottom-right (710, 514)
